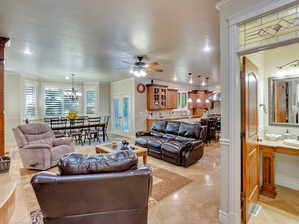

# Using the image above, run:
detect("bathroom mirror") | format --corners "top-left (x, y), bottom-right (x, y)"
top-left (269, 75), bottom-right (299, 127)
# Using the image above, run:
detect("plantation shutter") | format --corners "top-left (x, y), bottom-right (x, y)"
top-left (24, 86), bottom-right (37, 118)
top-left (63, 92), bottom-right (80, 114)
top-left (44, 88), bottom-right (63, 116)
top-left (86, 90), bottom-right (97, 114)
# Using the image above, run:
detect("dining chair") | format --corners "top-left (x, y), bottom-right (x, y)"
top-left (50, 119), bottom-right (68, 138)
top-left (84, 117), bottom-right (101, 144)
top-left (70, 118), bottom-right (85, 145)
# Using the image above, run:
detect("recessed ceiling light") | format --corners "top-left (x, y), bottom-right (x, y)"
top-left (173, 76), bottom-right (177, 81)
top-left (189, 78), bottom-right (193, 84)
top-left (65, 76), bottom-right (70, 80)
top-left (24, 48), bottom-right (33, 55)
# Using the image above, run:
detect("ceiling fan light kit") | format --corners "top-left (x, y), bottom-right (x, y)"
top-left (129, 56), bottom-right (163, 78)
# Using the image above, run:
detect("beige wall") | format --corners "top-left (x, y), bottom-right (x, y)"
top-left (5, 71), bottom-right (22, 149)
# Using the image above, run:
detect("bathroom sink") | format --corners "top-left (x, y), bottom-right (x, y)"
top-left (265, 134), bottom-right (282, 141)
top-left (283, 139), bottom-right (299, 148)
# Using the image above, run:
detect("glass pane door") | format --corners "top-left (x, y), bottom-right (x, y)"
top-left (112, 98), bottom-right (121, 132)
top-left (122, 97), bottom-right (129, 133)
top-left (112, 96), bottom-right (130, 136)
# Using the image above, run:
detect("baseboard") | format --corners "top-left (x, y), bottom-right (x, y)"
top-left (276, 173), bottom-right (299, 191)
top-left (219, 210), bottom-right (229, 224)
top-left (219, 210), bottom-right (242, 224)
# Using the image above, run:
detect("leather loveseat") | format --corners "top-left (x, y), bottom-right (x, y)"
top-left (136, 121), bottom-right (207, 167)
top-left (31, 151), bottom-right (152, 224)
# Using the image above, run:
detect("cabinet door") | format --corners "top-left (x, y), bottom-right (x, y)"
top-left (167, 90), bottom-right (178, 109)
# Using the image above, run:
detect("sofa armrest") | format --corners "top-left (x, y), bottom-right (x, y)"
top-left (191, 140), bottom-right (204, 149)
top-left (23, 143), bottom-right (52, 150)
top-left (53, 138), bottom-right (72, 146)
top-left (136, 131), bottom-right (151, 137)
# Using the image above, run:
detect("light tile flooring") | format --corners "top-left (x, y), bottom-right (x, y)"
top-left (5, 141), bottom-right (299, 224)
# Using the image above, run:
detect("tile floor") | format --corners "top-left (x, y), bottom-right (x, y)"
top-left (4, 141), bottom-right (299, 224)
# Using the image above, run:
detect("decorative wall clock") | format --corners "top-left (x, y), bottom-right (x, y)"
top-left (136, 83), bottom-right (146, 94)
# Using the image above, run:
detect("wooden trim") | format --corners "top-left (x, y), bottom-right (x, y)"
top-left (0, 37), bottom-right (9, 156)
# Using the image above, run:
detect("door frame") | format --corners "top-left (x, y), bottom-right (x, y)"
top-left (217, 0), bottom-right (299, 223)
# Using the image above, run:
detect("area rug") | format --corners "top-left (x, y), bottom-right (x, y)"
top-left (19, 149), bottom-right (192, 223)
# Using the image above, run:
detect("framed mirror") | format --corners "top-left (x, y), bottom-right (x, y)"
top-left (269, 75), bottom-right (299, 127)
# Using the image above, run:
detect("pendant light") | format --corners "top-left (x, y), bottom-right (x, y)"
top-left (63, 74), bottom-right (82, 101)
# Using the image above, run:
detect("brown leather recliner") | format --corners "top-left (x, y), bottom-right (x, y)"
top-left (31, 151), bottom-right (152, 224)
top-left (136, 121), bottom-right (207, 167)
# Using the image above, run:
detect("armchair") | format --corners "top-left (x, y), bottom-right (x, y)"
top-left (13, 123), bottom-right (74, 170)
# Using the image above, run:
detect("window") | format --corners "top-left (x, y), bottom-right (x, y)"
top-left (24, 85), bottom-right (37, 118)
top-left (85, 90), bottom-right (97, 115)
top-left (44, 88), bottom-right (63, 116)
top-left (177, 92), bottom-right (187, 109)
top-left (64, 92), bottom-right (80, 114)
top-left (44, 88), bottom-right (82, 116)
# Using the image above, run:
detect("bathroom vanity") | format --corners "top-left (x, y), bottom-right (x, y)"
top-left (260, 140), bottom-right (299, 198)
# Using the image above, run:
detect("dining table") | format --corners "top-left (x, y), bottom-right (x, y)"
top-left (51, 122), bottom-right (107, 142)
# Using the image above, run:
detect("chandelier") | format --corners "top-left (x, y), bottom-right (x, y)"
top-left (64, 74), bottom-right (82, 101)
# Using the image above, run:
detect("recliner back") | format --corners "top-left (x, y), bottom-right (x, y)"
top-left (31, 168), bottom-right (152, 224)
top-left (13, 123), bottom-right (55, 148)
top-left (151, 121), bottom-right (202, 140)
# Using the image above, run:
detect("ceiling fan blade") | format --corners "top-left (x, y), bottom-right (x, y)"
top-left (146, 62), bottom-right (160, 66)
top-left (121, 60), bottom-right (132, 64)
top-left (146, 67), bottom-right (164, 72)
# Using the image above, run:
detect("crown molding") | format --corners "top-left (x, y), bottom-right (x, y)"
top-left (216, 0), bottom-right (232, 10)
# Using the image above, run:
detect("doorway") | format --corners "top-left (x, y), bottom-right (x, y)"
top-left (241, 42), bottom-right (299, 224)
top-left (112, 95), bottom-right (130, 136)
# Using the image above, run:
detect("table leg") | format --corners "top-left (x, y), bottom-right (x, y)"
top-left (102, 128), bottom-right (105, 142)
top-left (261, 150), bottom-right (277, 198)
top-left (143, 154), bottom-right (147, 165)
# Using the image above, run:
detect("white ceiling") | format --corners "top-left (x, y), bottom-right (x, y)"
top-left (0, 0), bottom-right (220, 88)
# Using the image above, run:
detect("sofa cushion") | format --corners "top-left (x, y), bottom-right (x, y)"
top-left (135, 136), bottom-right (149, 146)
top-left (148, 137), bottom-right (168, 148)
top-left (150, 131), bottom-right (164, 137)
top-left (152, 121), bottom-right (167, 132)
top-left (58, 151), bottom-right (138, 175)
top-left (161, 141), bottom-right (190, 154)
top-left (165, 121), bottom-right (180, 135)
top-left (178, 122), bottom-right (200, 139)
top-left (162, 133), bottom-right (177, 140)
top-left (175, 136), bottom-right (195, 142)
top-left (30, 138), bottom-right (53, 146)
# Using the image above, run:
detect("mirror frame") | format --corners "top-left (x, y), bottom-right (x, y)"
top-left (268, 75), bottom-right (299, 127)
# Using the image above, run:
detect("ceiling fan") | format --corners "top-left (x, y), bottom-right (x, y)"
top-left (128, 56), bottom-right (164, 77)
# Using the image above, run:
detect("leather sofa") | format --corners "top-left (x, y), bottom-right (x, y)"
top-left (31, 151), bottom-right (152, 224)
top-left (136, 121), bottom-right (206, 167)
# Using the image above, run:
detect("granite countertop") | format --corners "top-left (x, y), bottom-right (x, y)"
top-left (259, 139), bottom-right (299, 150)
top-left (146, 116), bottom-right (191, 121)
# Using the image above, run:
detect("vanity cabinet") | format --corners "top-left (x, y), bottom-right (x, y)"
top-left (260, 141), bottom-right (299, 198)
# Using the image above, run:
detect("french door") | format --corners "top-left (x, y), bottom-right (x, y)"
top-left (112, 96), bottom-right (130, 136)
